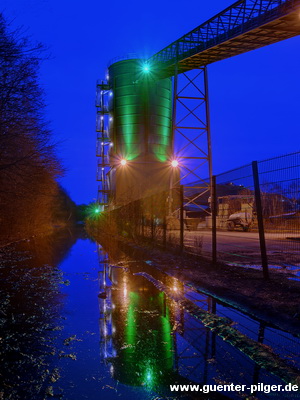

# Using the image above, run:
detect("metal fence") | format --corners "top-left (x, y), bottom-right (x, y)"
top-left (213, 153), bottom-right (300, 275)
top-left (104, 151), bottom-right (300, 278)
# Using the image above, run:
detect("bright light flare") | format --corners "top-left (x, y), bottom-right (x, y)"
top-left (120, 159), bottom-right (127, 166)
top-left (142, 64), bottom-right (150, 73)
top-left (146, 372), bottom-right (152, 381)
top-left (171, 160), bottom-right (179, 168)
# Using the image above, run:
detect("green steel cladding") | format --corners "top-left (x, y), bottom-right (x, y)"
top-left (108, 59), bottom-right (172, 162)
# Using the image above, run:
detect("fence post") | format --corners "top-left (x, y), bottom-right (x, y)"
top-left (180, 185), bottom-right (184, 253)
top-left (141, 214), bottom-right (144, 238)
top-left (252, 161), bottom-right (269, 279)
top-left (151, 196), bottom-right (154, 241)
top-left (136, 200), bottom-right (140, 237)
top-left (163, 214), bottom-right (167, 248)
top-left (211, 175), bottom-right (217, 266)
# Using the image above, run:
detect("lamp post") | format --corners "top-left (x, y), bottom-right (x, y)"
top-left (169, 159), bottom-right (179, 216)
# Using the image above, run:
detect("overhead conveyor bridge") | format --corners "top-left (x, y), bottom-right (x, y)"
top-left (148, 0), bottom-right (300, 77)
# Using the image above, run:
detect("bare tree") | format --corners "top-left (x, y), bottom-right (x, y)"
top-left (0, 13), bottom-right (73, 243)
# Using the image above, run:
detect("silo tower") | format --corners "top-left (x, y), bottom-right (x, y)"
top-left (96, 58), bottom-right (176, 207)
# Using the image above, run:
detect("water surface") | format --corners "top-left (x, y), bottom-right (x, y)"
top-left (1, 231), bottom-right (300, 399)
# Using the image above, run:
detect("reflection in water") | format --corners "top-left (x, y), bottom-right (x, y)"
top-left (1, 233), bottom-right (300, 399)
top-left (99, 242), bottom-right (300, 399)
top-left (100, 264), bottom-right (175, 387)
top-left (0, 229), bottom-right (77, 400)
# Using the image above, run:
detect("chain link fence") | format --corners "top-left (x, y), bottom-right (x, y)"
top-left (100, 151), bottom-right (300, 278)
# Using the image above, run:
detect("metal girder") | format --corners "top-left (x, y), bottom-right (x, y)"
top-left (171, 67), bottom-right (212, 214)
top-left (148, 0), bottom-right (300, 77)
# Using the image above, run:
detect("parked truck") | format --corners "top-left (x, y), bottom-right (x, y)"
top-left (217, 195), bottom-right (255, 232)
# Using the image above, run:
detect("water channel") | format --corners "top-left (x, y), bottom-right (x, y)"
top-left (1, 229), bottom-right (300, 399)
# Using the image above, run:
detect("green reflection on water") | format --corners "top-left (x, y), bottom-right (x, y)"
top-left (125, 292), bottom-right (139, 347)
top-left (113, 288), bottom-right (174, 388)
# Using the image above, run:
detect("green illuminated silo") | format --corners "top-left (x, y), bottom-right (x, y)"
top-left (107, 58), bottom-right (174, 203)
top-left (148, 74), bottom-right (173, 162)
top-left (108, 59), bottom-right (172, 163)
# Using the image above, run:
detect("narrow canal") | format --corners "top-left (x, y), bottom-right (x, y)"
top-left (1, 229), bottom-right (300, 399)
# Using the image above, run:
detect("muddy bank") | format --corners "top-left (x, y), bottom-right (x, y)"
top-left (99, 235), bottom-right (300, 336)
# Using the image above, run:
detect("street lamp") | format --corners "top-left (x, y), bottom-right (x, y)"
top-left (169, 158), bottom-right (179, 216)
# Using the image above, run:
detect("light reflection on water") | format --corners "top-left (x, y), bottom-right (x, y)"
top-left (1, 232), bottom-right (300, 399)
top-left (97, 242), bottom-right (300, 400)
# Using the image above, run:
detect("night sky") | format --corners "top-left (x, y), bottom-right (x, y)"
top-left (1, 0), bottom-right (300, 204)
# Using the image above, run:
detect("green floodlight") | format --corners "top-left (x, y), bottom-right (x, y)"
top-left (94, 207), bottom-right (101, 214)
top-left (142, 64), bottom-right (150, 73)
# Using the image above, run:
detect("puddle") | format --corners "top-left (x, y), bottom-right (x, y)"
top-left (228, 263), bottom-right (300, 281)
top-left (98, 244), bottom-right (300, 399)
top-left (1, 232), bottom-right (300, 399)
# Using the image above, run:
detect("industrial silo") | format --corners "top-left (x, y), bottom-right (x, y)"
top-left (106, 58), bottom-right (174, 204)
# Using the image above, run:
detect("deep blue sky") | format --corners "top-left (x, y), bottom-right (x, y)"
top-left (2, 0), bottom-right (300, 204)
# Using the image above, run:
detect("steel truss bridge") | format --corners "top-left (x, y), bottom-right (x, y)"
top-left (149, 0), bottom-right (300, 76)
